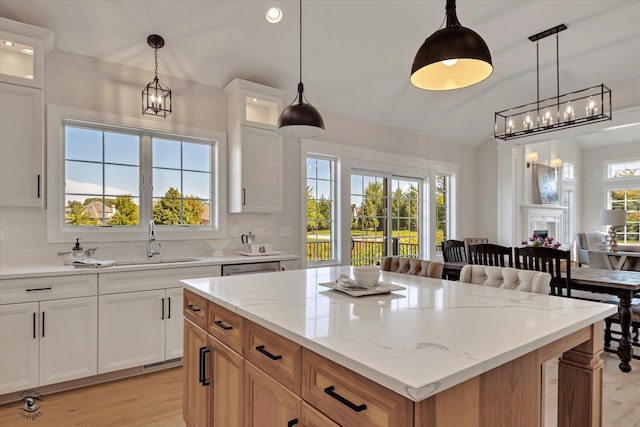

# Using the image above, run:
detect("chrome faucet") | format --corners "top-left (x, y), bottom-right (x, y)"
top-left (147, 219), bottom-right (161, 258)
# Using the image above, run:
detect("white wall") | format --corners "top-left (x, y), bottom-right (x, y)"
top-left (0, 49), bottom-right (480, 266)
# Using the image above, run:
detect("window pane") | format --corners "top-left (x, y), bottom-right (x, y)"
top-left (183, 171), bottom-right (210, 199)
top-left (182, 142), bottom-right (210, 172)
top-left (105, 132), bottom-right (139, 165)
top-left (316, 159), bottom-right (330, 180)
top-left (105, 164), bottom-right (139, 196)
top-left (153, 138), bottom-right (181, 169)
top-left (65, 127), bottom-right (102, 162)
top-left (107, 196), bottom-right (140, 225)
top-left (153, 197), bottom-right (181, 225)
top-left (65, 160), bottom-right (102, 194)
top-left (153, 169), bottom-right (181, 198)
top-left (316, 180), bottom-right (331, 199)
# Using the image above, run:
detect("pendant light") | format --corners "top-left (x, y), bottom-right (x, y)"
top-left (411, 0), bottom-right (493, 91)
top-left (142, 34), bottom-right (172, 117)
top-left (277, 0), bottom-right (325, 138)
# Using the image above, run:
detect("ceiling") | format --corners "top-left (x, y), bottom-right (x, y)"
top-left (1, 0), bottom-right (639, 147)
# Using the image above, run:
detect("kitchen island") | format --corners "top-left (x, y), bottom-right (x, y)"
top-left (182, 266), bottom-right (616, 427)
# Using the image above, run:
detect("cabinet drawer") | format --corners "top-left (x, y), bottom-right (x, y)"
top-left (207, 301), bottom-right (244, 354)
top-left (301, 349), bottom-right (413, 427)
top-left (99, 266), bottom-right (219, 294)
top-left (244, 320), bottom-right (301, 394)
top-left (183, 289), bottom-right (208, 329)
top-left (0, 274), bottom-right (97, 304)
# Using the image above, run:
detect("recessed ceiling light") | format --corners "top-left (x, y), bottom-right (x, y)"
top-left (3, 40), bottom-right (14, 47)
top-left (266, 7), bottom-right (283, 24)
top-left (24, 74), bottom-right (34, 80)
top-left (21, 48), bottom-right (34, 55)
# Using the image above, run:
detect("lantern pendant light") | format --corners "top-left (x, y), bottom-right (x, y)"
top-left (142, 34), bottom-right (172, 117)
top-left (277, 0), bottom-right (325, 137)
top-left (411, 0), bottom-right (493, 91)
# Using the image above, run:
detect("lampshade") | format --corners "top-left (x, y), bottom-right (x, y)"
top-left (277, 0), bottom-right (325, 138)
top-left (599, 209), bottom-right (626, 226)
top-left (410, 0), bottom-right (493, 91)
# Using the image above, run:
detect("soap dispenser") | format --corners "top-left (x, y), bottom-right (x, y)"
top-left (72, 238), bottom-right (84, 259)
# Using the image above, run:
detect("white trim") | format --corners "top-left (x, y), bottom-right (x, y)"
top-left (46, 105), bottom-right (227, 243)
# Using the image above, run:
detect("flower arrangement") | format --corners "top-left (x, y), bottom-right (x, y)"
top-left (521, 233), bottom-right (561, 249)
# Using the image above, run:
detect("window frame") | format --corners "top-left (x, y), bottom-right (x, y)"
top-left (47, 105), bottom-right (227, 243)
top-left (305, 154), bottom-right (338, 267)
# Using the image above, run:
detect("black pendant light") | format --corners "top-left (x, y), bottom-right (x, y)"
top-left (277, 0), bottom-right (325, 138)
top-left (411, 0), bottom-right (493, 91)
top-left (142, 34), bottom-right (172, 117)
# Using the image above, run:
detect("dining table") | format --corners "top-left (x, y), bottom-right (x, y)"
top-left (569, 267), bottom-right (640, 372)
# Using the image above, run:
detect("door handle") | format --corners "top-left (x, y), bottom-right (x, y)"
top-left (242, 188), bottom-right (246, 205)
top-left (37, 174), bottom-right (41, 198)
top-left (287, 419), bottom-right (298, 427)
top-left (324, 386), bottom-right (367, 412)
top-left (32, 312), bottom-right (36, 339)
top-left (214, 320), bottom-right (233, 330)
top-left (255, 345), bottom-right (282, 360)
top-left (161, 298), bottom-right (165, 320)
top-left (167, 297), bottom-right (171, 319)
top-left (201, 347), bottom-right (210, 386)
top-left (186, 304), bottom-right (201, 313)
top-left (41, 312), bottom-right (45, 337)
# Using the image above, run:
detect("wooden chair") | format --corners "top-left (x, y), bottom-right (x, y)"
top-left (463, 237), bottom-right (488, 259)
top-left (604, 303), bottom-right (640, 360)
top-left (381, 257), bottom-right (443, 279)
top-left (514, 246), bottom-right (571, 297)
top-left (442, 240), bottom-right (467, 280)
top-left (468, 243), bottom-right (513, 267)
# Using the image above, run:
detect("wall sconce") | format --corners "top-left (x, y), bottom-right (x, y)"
top-left (526, 152), bottom-right (538, 168)
top-left (550, 158), bottom-right (563, 169)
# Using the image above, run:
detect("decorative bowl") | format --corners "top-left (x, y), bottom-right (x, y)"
top-left (352, 265), bottom-right (381, 288)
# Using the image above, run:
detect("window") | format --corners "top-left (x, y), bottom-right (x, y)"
top-left (435, 174), bottom-right (450, 252)
top-left (609, 189), bottom-right (640, 244)
top-left (561, 189), bottom-right (574, 245)
top-left (607, 160), bottom-right (640, 179)
top-left (306, 156), bottom-right (336, 265)
top-left (47, 105), bottom-right (225, 242)
top-left (562, 161), bottom-right (574, 181)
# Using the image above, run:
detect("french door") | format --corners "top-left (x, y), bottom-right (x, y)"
top-left (350, 172), bottom-right (422, 265)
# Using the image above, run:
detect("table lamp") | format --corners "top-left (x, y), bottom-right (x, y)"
top-left (599, 209), bottom-right (626, 252)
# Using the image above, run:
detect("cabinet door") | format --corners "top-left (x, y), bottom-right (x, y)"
top-left (183, 320), bottom-right (211, 427)
top-left (0, 83), bottom-right (43, 207)
top-left (245, 361), bottom-right (300, 427)
top-left (210, 336), bottom-right (244, 427)
top-left (301, 401), bottom-right (340, 427)
top-left (39, 296), bottom-right (97, 386)
top-left (279, 259), bottom-right (300, 271)
top-left (236, 126), bottom-right (283, 213)
top-left (98, 290), bottom-right (165, 373)
top-left (164, 287), bottom-right (183, 360)
top-left (0, 302), bottom-right (39, 394)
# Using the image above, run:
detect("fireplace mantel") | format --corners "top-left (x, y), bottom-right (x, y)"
top-left (521, 204), bottom-right (566, 242)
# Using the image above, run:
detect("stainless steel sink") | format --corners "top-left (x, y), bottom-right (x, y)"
top-left (114, 257), bottom-right (201, 266)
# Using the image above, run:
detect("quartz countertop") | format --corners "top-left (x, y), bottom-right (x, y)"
top-left (182, 266), bottom-right (616, 402)
top-left (0, 253), bottom-right (299, 280)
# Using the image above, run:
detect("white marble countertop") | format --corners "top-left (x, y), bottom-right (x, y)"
top-left (0, 253), bottom-right (299, 280)
top-left (182, 266), bottom-right (617, 402)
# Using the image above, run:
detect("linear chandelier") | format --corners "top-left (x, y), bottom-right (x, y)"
top-left (142, 34), bottom-right (172, 118)
top-left (494, 24), bottom-right (611, 141)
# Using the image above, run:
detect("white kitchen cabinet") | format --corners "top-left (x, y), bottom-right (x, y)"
top-left (279, 259), bottom-right (300, 271)
top-left (225, 78), bottom-right (285, 213)
top-left (164, 287), bottom-right (184, 360)
top-left (0, 296), bottom-right (97, 394)
top-left (0, 17), bottom-right (52, 89)
top-left (0, 302), bottom-right (39, 394)
top-left (0, 83), bottom-right (44, 207)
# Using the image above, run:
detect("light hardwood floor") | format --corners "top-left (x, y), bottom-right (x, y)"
top-left (1, 352), bottom-right (638, 426)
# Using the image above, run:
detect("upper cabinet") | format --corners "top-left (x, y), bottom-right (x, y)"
top-left (224, 79), bottom-right (285, 213)
top-left (0, 17), bottom-right (54, 89)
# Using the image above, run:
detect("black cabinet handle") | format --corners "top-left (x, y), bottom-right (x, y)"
top-left (167, 297), bottom-right (171, 319)
top-left (37, 174), bottom-right (41, 198)
top-left (161, 298), bottom-right (165, 320)
top-left (324, 386), bottom-right (367, 412)
top-left (198, 346), bottom-right (207, 384)
top-left (201, 348), bottom-right (210, 386)
top-left (187, 304), bottom-right (201, 313)
top-left (214, 320), bottom-right (233, 330)
top-left (32, 312), bottom-right (36, 339)
top-left (287, 419), bottom-right (298, 427)
top-left (41, 312), bottom-right (45, 337)
top-left (255, 345), bottom-right (282, 360)
top-left (26, 287), bottom-right (52, 292)
top-left (242, 188), bottom-right (246, 206)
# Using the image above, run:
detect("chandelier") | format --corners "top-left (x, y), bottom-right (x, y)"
top-left (494, 24), bottom-right (611, 141)
top-left (142, 34), bottom-right (172, 118)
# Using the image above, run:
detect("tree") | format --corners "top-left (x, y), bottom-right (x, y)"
top-left (65, 200), bottom-right (96, 225)
top-left (183, 197), bottom-right (205, 225)
top-left (152, 187), bottom-right (206, 225)
top-left (107, 195), bottom-right (139, 225)
top-left (361, 181), bottom-right (383, 231)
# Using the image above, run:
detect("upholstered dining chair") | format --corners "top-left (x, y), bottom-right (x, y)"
top-left (463, 237), bottom-right (489, 259)
top-left (380, 257), bottom-right (443, 279)
top-left (442, 240), bottom-right (468, 280)
top-left (515, 246), bottom-right (571, 297)
top-left (468, 243), bottom-right (513, 267)
top-left (459, 265), bottom-right (551, 295)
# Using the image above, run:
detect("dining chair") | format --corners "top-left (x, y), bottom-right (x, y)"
top-left (463, 237), bottom-right (489, 259)
top-left (468, 243), bottom-right (513, 267)
top-left (604, 302), bottom-right (640, 360)
top-left (459, 265), bottom-right (551, 295)
top-left (442, 240), bottom-right (468, 280)
top-left (514, 246), bottom-right (571, 297)
top-left (381, 257), bottom-right (443, 279)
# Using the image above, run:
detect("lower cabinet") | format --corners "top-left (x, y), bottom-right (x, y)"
top-left (98, 288), bottom-right (182, 373)
top-left (245, 360), bottom-right (300, 426)
top-left (0, 297), bottom-right (97, 394)
top-left (183, 319), bottom-right (210, 427)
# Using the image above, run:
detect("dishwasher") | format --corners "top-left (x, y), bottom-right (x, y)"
top-left (221, 261), bottom-right (281, 276)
